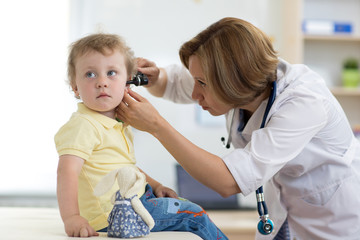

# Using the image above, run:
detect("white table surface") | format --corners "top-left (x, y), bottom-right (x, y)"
top-left (0, 207), bottom-right (202, 240)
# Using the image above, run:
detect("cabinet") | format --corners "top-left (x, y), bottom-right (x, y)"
top-left (285, 0), bottom-right (360, 131)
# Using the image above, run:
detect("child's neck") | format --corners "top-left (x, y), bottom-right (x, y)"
top-left (99, 110), bottom-right (116, 119)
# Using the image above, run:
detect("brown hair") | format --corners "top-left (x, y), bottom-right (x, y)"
top-left (67, 33), bottom-right (135, 97)
top-left (179, 17), bottom-right (278, 106)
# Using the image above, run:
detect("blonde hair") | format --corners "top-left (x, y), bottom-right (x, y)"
top-left (67, 33), bottom-right (136, 98)
top-left (179, 17), bottom-right (278, 107)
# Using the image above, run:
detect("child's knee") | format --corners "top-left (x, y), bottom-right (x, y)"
top-left (176, 200), bottom-right (208, 219)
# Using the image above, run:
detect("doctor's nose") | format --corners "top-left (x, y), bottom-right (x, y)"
top-left (191, 85), bottom-right (203, 101)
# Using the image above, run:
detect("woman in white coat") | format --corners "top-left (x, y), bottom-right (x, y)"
top-left (117, 17), bottom-right (360, 239)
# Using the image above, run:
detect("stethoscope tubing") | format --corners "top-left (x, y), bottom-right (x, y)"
top-left (256, 81), bottom-right (276, 217)
top-left (221, 81), bottom-right (277, 234)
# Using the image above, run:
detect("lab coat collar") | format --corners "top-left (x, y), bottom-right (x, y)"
top-left (241, 58), bottom-right (292, 139)
top-left (242, 100), bottom-right (268, 137)
top-left (228, 97), bottom-right (272, 148)
top-left (227, 58), bottom-right (290, 146)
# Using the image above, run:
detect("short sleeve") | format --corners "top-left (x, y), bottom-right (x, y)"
top-left (54, 115), bottom-right (100, 161)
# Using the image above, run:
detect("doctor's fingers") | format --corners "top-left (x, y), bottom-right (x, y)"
top-left (128, 88), bottom-right (149, 103)
top-left (117, 101), bottom-right (157, 133)
top-left (117, 102), bottom-right (132, 120)
top-left (117, 100), bottom-right (146, 123)
top-left (136, 58), bottom-right (160, 82)
top-left (137, 57), bottom-right (156, 68)
top-left (122, 89), bottom-right (135, 106)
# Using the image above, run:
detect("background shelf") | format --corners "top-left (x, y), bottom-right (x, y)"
top-left (331, 87), bottom-right (360, 96)
top-left (303, 35), bottom-right (360, 42)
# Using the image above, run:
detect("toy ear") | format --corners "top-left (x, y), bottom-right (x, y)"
top-left (125, 169), bottom-right (146, 198)
top-left (93, 169), bottom-right (119, 196)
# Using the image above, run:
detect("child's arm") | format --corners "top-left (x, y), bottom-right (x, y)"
top-left (138, 168), bottom-right (178, 198)
top-left (57, 154), bottom-right (99, 237)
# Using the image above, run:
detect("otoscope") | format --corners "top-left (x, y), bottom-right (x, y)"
top-left (126, 72), bottom-right (149, 86)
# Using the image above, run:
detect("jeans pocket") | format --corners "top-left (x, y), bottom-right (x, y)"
top-left (166, 198), bottom-right (181, 214)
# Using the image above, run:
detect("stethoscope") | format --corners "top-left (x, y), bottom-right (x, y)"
top-left (221, 81), bottom-right (277, 235)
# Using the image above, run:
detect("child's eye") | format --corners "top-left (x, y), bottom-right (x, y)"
top-left (107, 70), bottom-right (116, 77)
top-left (86, 72), bottom-right (96, 78)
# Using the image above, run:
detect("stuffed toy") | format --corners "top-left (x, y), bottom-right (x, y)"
top-left (94, 166), bottom-right (155, 238)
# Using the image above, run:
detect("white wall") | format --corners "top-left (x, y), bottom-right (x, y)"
top-left (0, 0), bottom-right (70, 194)
top-left (0, 0), bottom-right (283, 207)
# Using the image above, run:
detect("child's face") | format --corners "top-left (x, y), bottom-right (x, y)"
top-left (73, 49), bottom-right (128, 118)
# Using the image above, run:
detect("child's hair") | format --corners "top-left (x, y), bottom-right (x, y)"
top-left (67, 33), bottom-right (136, 98)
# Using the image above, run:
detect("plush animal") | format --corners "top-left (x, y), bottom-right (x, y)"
top-left (94, 166), bottom-right (155, 238)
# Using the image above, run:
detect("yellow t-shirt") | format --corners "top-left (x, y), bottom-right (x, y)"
top-left (54, 103), bottom-right (146, 231)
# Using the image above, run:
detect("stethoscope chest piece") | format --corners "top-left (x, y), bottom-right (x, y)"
top-left (258, 217), bottom-right (274, 235)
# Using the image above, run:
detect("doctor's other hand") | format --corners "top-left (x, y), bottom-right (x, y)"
top-left (117, 88), bottom-right (164, 135)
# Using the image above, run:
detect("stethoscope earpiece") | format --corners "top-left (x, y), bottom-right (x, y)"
top-left (220, 137), bottom-right (231, 149)
top-left (257, 218), bottom-right (274, 235)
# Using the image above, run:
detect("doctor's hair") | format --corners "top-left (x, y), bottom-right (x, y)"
top-left (179, 17), bottom-right (279, 106)
top-left (67, 33), bottom-right (136, 99)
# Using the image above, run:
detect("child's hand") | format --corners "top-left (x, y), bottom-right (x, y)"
top-left (154, 185), bottom-right (178, 198)
top-left (64, 215), bottom-right (99, 237)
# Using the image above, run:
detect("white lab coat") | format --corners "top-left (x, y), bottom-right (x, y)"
top-left (163, 59), bottom-right (360, 240)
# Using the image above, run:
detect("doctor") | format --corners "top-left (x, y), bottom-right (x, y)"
top-left (117, 17), bottom-right (360, 239)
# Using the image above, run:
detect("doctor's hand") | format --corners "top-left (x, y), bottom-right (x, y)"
top-left (137, 58), bottom-right (160, 87)
top-left (137, 57), bottom-right (167, 97)
top-left (117, 88), bottom-right (165, 135)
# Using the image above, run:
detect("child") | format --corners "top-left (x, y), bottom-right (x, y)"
top-left (54, 33), bottom-right (228, 240)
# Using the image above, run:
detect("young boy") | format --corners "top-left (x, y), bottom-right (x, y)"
top-left (54, 33), bottom-right (228, 240)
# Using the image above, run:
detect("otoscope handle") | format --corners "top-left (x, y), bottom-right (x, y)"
top-left (126, 72), bottom-right (149, 86)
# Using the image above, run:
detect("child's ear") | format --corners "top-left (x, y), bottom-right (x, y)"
top-left (72, 85), bottom-right (79, 97)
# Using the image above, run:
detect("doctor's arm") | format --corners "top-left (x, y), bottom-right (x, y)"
top-left (118, 89), bottom-right (241, 198)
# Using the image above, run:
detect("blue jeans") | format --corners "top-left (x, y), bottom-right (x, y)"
top-left (140, 185), bottom-right (228, 240)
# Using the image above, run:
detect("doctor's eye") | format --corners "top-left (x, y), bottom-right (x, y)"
top-left (197, 80), bottom-right (206, 88)
top-left (86, 71), bottom-right (96, 78)
top-left (107, 70), bottom-right (117, 77)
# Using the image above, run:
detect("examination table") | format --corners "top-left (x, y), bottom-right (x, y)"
top-left (0, 207), bottom-right (201, 240)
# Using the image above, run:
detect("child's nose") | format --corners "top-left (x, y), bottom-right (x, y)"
top-left (97, 77), bottom-right (108, 88)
